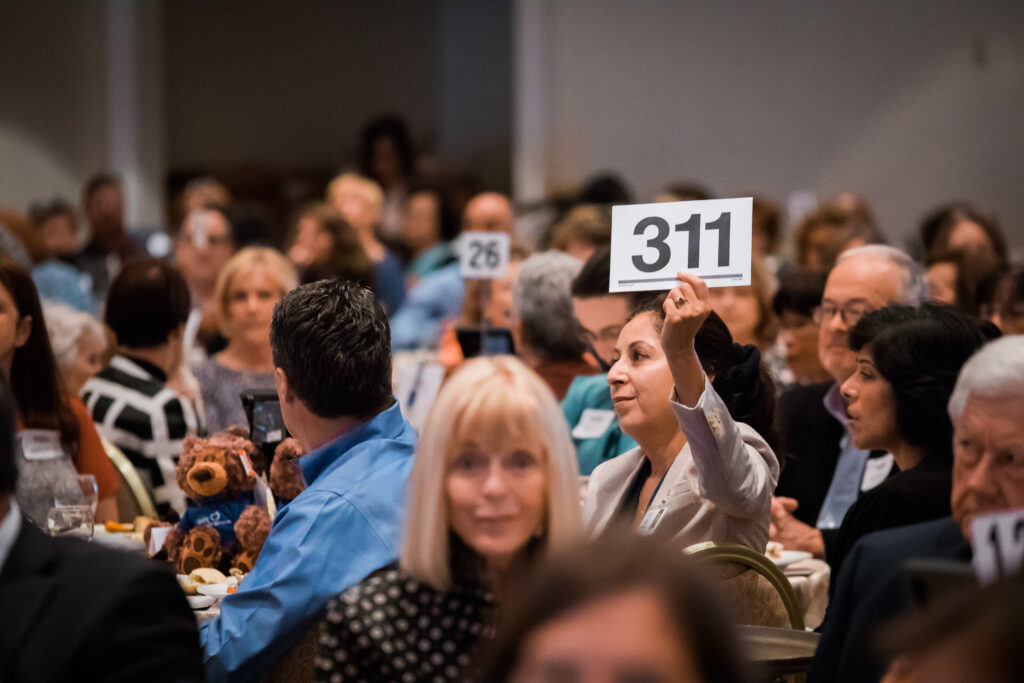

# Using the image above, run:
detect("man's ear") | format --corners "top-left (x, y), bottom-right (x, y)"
top-left (14, 315), bottom-right (32, 350)
top-left (274, 367), bottom-right (291, 405)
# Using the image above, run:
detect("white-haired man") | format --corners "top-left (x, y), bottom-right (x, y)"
top-left (810, 335), bottom-right (1024, 683)
top-left (771, 245), bottom-right (927, 559)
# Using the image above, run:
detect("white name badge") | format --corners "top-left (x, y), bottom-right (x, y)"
top-left (860, 453), bottom-right (894, 492)
top-left (460, 231), bottom-right (510, 279)
top-left (19, 429), bottom-right (63, 461)
top-left (571, 409), bottom-right (616, 440)
top-left (971, 507), bottom-right (1024, 586)
top-left (609, 197), bottom-right (753, 293)
top-left (637, 507), bottom-right (666, 535)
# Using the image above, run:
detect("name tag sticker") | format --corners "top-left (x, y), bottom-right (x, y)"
top-left (571, 409), bottom-right (616, 440)
top-left (460, 231), bottom-right (510, 279)
top-left (971, 507), bottom-right (1024, 586)
top-left (238, 451), bottom-right (255, 477)
top-left (860, 453), bottom-right (894, 491)
top-left (19, 430), bottom-right (63, 461)
top-left (637, 507), bottom-right (666, 535)
top-left (609, 197), bottom-right (752, 293)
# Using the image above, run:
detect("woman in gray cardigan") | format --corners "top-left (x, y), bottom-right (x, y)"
top-left (583, 273), bottom-right (780, 552)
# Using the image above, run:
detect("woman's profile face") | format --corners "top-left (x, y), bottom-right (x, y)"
top-left (508, 587), bottom-right (703, 683)
top-left (607, 313), bottom-right (677, 439)
top-left (226, 267), bottom-right (283, 348)
top-left (840, 347), bottom-right (899, 452)
top-left (445, 426), bottom-right (548, 573)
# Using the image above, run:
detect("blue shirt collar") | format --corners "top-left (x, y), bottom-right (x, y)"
top-left (299, 400), bottom-right (407, 484)
top-left (822, 382), bottom-right (850, 430)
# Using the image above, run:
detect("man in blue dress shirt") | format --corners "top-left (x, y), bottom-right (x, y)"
top-left (200, 279), bottom-right (416, 682)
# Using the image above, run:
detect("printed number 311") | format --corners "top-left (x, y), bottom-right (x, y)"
top-left (632, 213), bottom-right (731, 273)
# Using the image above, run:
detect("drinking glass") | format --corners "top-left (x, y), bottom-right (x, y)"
top-left (46, 505), bottom-right (95, 541)
top-left (78, 474), bottom-right (98, 517)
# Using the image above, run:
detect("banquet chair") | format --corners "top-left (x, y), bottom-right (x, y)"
top-left (102, 437), bottom-right (158, 520)
top-left (684, 541), bottom-right (805, 630)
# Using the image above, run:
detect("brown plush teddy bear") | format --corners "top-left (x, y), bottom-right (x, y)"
top-left (165, 430), bottom-right (271, 574)
top-left (232, 505), bottom-right (271, 573)
top-left (269, 437), bottom-right (306, 505)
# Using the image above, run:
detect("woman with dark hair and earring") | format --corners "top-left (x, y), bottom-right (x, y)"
top-left (583, 273), bottom-right (780, 552)
top-left (0, 256), bottom-right (118, 525)
top-left (826, 303), bottom-right (993, 579)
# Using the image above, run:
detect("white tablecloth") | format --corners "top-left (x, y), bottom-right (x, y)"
top-left (784, 558), bottom-right (830, 629)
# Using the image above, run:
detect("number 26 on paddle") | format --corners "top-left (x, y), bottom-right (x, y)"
top-left (460, 231), bottom-right (510, 279)
top-left (608, 197), bottom-right (753, 293)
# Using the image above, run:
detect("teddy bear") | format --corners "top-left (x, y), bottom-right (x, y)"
top-left (269, 437), bottom-right (306, 505)
top-left (164, 429), bottom-right (272, 574)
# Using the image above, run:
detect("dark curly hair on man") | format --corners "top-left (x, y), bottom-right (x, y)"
top-left (848, 302), bottom-right (996, 460)
top-left (270, 279), bottom-right (392, 419)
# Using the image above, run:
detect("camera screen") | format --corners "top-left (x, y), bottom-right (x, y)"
top-left (250, 400), bottom-right (286, 445)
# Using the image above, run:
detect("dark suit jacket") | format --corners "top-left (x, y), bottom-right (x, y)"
top-left (775, 381), bottom-right (844, 527)
top-left (808, 517), bottom-right (972, 683)
top-left (827, 453), bottom-right (953, 584)
top-left (0, 519), bottom-right (205, 683)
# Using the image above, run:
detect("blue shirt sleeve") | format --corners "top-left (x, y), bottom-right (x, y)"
top-left (199, 491), bottom-right (396, 682)
top-left (389, 264), bottom-right (465, 351)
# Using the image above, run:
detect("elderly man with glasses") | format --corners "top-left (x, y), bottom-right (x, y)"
top-left (770, 245), bottom-right (927, 560)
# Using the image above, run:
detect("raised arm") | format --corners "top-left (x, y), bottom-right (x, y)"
top-left (661, 272), bottom-right (711, 404)
top-left (662, 273), bottom-right (778, 519)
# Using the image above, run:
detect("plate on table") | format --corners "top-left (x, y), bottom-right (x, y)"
top-left (770, 550), bottom-right (813, 568)
top-left (196, 583), bottom-right (232, 599)
top-left (187, 595), bottom-right (216, 610)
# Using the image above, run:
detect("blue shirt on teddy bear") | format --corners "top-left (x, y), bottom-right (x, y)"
top-left (178, 496), bottom-right (254, 546)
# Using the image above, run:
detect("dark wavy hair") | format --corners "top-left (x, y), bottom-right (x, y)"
top-left (631, 296), bottom-right (778, 450)
top-left (0, 256), bottom-right (78, 450)
top-left (270, 279), bottom-right (392, 419)
top-left (848, 303), bottom-right (994, 460)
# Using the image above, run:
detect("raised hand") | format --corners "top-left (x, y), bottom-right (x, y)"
top-left (661, 272), bottom-right (711, 361)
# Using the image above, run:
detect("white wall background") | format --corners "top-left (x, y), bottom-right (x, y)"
top-left (518, 0), bottom-right (1024, 249)
top-left (1, 0), bottom-right (512, 230)
top-left (3, 1), bottom-right (1023, 251)
top-left (0, 2), bottom-right (108, 216)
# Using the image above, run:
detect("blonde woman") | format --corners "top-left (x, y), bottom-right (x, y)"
top-left (315, 356), bottom-right (581, 682)
top-left (194, 248), bottom-right (297, 432)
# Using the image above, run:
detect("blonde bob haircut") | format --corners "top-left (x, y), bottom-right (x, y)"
top-left (213, 247), bottom-right (298, 337)
top-left (401, 356), bottom-right (582, 591)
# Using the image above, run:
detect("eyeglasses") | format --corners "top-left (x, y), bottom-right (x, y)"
top-left (812, 302), bottom-right (871, 327)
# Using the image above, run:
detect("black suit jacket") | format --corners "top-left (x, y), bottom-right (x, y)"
top-left (808, 517), bottom-right (972, 683)
top-left (775, 381), bottom-right (844, 526)
top-left (0, 519), bottom-right (205, 683)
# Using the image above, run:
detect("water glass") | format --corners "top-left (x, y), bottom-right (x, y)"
top-left (47, 505), bottom-right (95, 541)
top-left (78, 474), bottom-right (99, 517)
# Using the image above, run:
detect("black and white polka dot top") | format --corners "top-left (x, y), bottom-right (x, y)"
top-left (315, 559), bottom-right (495, 683)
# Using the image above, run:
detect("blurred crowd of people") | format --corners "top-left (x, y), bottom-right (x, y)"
top-left (1, 112), bottom-right (1023, 683)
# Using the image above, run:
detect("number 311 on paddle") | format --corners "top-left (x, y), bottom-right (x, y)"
top-left (609, 197), bottom-right (753, 292)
